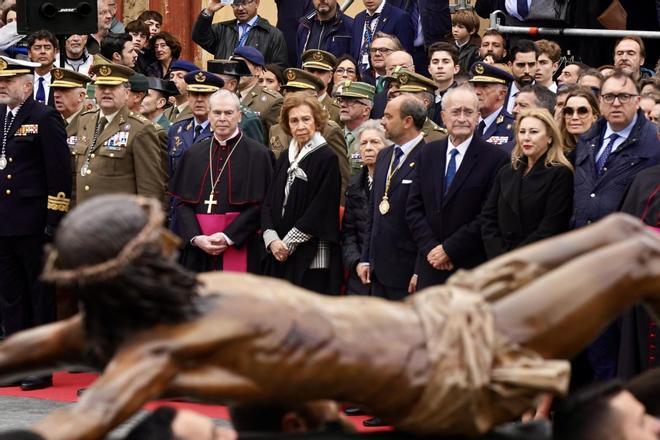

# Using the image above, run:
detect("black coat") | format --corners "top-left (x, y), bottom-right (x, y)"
top-left (261, 144), bottom-right (342, 292)
top-left (363, 140), bottom-right (423, 290)
top-left (0, 97), bottom-right (71, 237)
top-left (341, 167), bottom-right (371, 295)
top-left (406, 136), bottom-right (508, 289)
top-left (480, 155), bottom-right (574, 259)
top-left (192, 13), bottom-right (288, 68)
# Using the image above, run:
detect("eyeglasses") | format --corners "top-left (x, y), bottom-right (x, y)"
top-left (369, 47), bottom-right (394, 55)
top-left (601, 93), bottom-right (638, 103)
top-left (335, 67), bottom-right (356, 75)
top-left (563, 106), bottom-right (591, 118)
top-left (232, 0), bottom-right (255, 7)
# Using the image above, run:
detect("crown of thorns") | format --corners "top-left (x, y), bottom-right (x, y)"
top-left (41, 196), bottom-right (179, 286)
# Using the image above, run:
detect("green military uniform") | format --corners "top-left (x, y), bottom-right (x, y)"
top-left (50, 68), bottom-right (94, 210)
top-left (394, 69), bottom-right (448, 143)
top-left (301, 50), bottom-right (341, 126)
top-left (154, 112), bottom-right (171, 130)
top-left (335, 80), bottom-right (376, 175)
top-left (74, 62), bottom-right (167, 205)
top-left (240, 83), bottom-right (282, 136)
top-left (240, 104), bottom-right (265, 145)
top-left (164, 103), bottom-right (193, 124)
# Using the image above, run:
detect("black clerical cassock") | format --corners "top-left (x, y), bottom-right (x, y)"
top-left (169, 131), bottom-right (273, 273)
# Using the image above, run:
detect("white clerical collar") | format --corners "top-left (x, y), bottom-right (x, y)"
top-left (215, 128), bottom-right (240, 146)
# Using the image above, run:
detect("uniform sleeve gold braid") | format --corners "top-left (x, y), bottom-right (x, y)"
top-left (47, 192), bottom-right (71, 212)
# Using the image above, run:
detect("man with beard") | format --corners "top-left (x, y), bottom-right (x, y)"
top-left (100, 33), bottom-right (137, 70)
top-left (296, 0), bottom-right (354, 65)
top-left (27, 30), bottom-right (57, 107)
top-left (87, 0), bottom-right (113, 55)
top-left (470, 62), bottom-right (515, 150)
top-left (479, 29), bottom-right (507, 64)
top-left (0, 56), bottom-right (71, 390)
top-left (1, 194), bottom-right (660, 438)
top-left (613, 36), bottom-right (649, 83)
top-left (56, 35), bottom-right (93, 74)
top-left (505, 39), bottom-right (538, 114)
top-left (169, 90), bottom-right (272, 274)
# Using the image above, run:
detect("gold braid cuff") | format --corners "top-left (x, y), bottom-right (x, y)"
top-left (41, 196), bottom-right (180, 286)
top-left (47, 192), bottom-right (71, 212)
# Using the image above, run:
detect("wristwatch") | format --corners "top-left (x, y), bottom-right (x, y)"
top-left (201, 8), bottom-right (213, 17)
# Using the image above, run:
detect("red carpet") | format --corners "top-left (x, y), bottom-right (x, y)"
top-left (0, 372), bottom-right (390, 432)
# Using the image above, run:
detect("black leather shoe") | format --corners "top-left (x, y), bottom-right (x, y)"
top-left (20, 375), bottom-right (52, 391)
top-left (344, 407), bottom-right (365, 416)
top-left (362, 417), bottom-right (387, 427)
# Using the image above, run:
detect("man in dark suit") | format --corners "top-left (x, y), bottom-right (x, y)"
top-left (0, 56), bottom-right (72, 390)
top-left (351, 0), bottom-right (414, 76)
top-left (406, 85), bottom-right (508, 289)
top-left (27, 30), bottom-right (58, 108)
top-left (359, 95), bottom-right (426, 301)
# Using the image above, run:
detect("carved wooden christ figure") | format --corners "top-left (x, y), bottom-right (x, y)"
top-left (0, 194), bottom-right (658, 440)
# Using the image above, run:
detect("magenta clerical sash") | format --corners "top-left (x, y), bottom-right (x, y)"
top-left (195, 212), bottom-right (247, 272)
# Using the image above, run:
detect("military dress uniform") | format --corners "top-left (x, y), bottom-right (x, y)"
top-left (393, 69), bottom-right (448, 144)
top-left (469, 62), bottom-right (515, 149)
top-left (301, 50), bottom-right (342, 125)
top-left (74, 62), bottom-right (167, 205)
top-left (335, 80), bottom-right (376, 175)
top-left (241, 83), bottom-right (283, 136)
top-left (0, 57), bottom-right (71, 343)
top-left (168, 118), bottom-right (212, 175)
top-left (50, 68), bottom-right (93, 210)
top-left (164, 60), bottom-right (199, 124)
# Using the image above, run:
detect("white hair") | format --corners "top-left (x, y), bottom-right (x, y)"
top-left (354, 119), bottom-right (391, 145)
top-left (441, 84), bottom-right (479, 111)
top-left (209, 89), bottom-right (241, 112)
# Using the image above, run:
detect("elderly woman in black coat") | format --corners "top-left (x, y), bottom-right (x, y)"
top-left (341, 120), bottom-right (389, 295)
top-left (480, 108), bottom-right (574, 259)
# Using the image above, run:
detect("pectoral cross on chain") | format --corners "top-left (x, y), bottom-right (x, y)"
top-left (204, 193), bottom-right (217, 214)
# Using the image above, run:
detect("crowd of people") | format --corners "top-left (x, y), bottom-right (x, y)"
top-left (0, 0), bottom-right (659, 438)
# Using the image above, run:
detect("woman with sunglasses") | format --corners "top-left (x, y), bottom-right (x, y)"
top-left (481, 108), bottom-right (574, 259)
top-left (559, 88), bottom-right (600, 162)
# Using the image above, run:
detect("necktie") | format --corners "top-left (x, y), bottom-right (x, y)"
top-left (172, 106), bottom-right (179, 119)
top-left (596, 133), bottom-right (619, 176)
top-left (391, 146), bottom-right (404, 171)
top-left (36, 77), bottom-right (46, 103)
top-left (375, 77), bottom-right (385, 94)
top-left (359, 13), bottom-right (380, 72)
top-left (345, 131), bottom-right (355, 148)
top-left (194, 124), bottom-right (203, 142)
top-left (477, 120), bottom-right (486, 137)
top-left (236, 23), bottom-right (251, 48)
top-left (93, 117), bottom-right (108, 146)
top-left (444, 148), bottom-right (459, 194)
top-left (517, 0), bottom-right (529, 19)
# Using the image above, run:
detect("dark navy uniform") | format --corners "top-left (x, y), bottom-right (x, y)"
top-left (482, 108), bottom-right (515, 150)
top-left (167, 118), bottom-right (212, 176)
top-left (0, 58), bottom-right (71, 340)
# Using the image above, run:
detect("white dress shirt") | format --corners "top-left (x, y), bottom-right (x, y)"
top-left (445, 134), bottom-right (473, 174)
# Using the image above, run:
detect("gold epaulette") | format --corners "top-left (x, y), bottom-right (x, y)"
top-left (47, 192), bottom-right (70, 212)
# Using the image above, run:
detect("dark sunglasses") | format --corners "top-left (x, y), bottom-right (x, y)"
top-left (563, 106), bottom-right (591, 117)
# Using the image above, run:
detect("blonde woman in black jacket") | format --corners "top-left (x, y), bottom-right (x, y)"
top-left (481, 108), bottom-right (574, 259)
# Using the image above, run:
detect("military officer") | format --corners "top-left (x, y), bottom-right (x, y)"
top-left (167, 71), bottom-right (221, 175)
top-left (0, 56), bottom-right (71, 390)
top-left (301, 49), bottom-right (341, 125)
top-left (74, 60), bottom-right (167, 205)
top-left (143, 77), bottom-right (178, 130)
top-left (469, 62), bottom-right (515, 149)
top-left (269, 68), bottom-right (350, 204)
top-left (51, 68), bottom-right (92, 208)
top-left (336, 80), bottom-right (375, 174)
top-left (164, 60), bottom-right (198, 124)
top-left (389, 68), bottom-right (448, 143)
top-left (206, 59), bottom-right (265, 144)
top-left (231, 46), bottom-right (283, 136)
